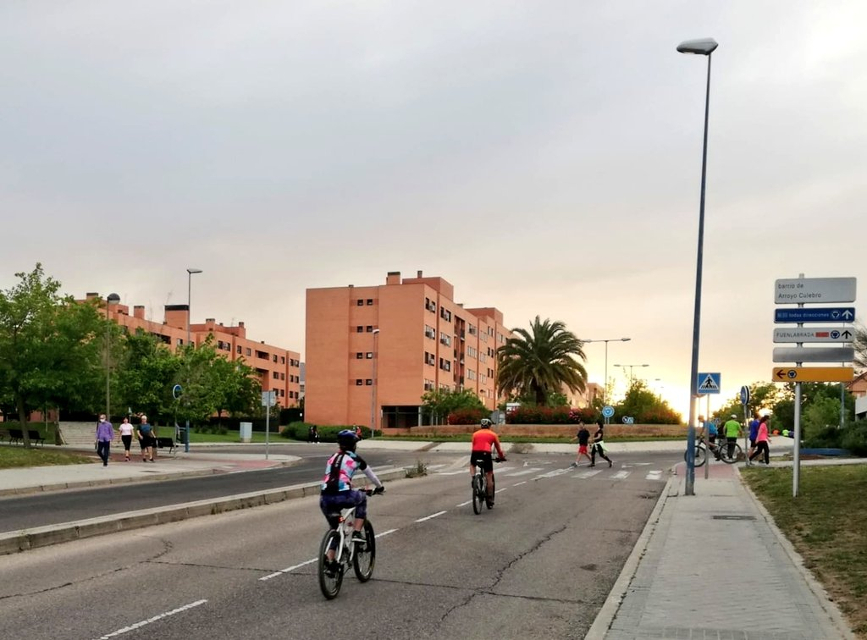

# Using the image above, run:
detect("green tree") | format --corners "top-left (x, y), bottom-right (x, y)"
top-left (496, 316), bottom-right (587, 406)
top-left (209, 355), bottom-right (261, 424)
top-left (115, 329), bottom-right (181, 424)
top-left (712, 382), bottom-right (786, 423)
top-left (175, 338), bottom-right (224, 427)
top-left (421, 388), bottom-right (486, 422)
top-left (0, 265), bottom-right (105, 447)
top-left (615, 379), bottom-right (682, 424)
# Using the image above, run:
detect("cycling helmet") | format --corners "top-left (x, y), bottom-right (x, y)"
top-left (480, 418), bottom-right (493, 429)
top-left (337, 429), bottom-right (359, 451)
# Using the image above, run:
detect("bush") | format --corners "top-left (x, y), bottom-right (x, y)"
top-left (804, 425), bottom-right (844, 449)
top-left (447, 408), bottom-right (488, 425)
top-left (279, 422), bottom-right (379, 441)
top-left (841, 421), bottom-right (867, 456)
top-left (505, 406), bottom-right (597, 425)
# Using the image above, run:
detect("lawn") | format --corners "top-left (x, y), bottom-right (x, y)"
top-left (0, 446), bottom-right (92, 469)
top-left (742, 465), bottom-right (867, 638)
top-left (182, 430), bottom-right (282, 444)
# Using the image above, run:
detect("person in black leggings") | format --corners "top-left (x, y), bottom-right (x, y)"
top-left (590, 421), bottom-right (613, 468)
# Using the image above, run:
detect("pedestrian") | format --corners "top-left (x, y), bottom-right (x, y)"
top-left (136, 414), bottom-right (156, 462)
top-left (95, 414), bottom-right (115, 466)
top-left (312, 425), bottom-right (320, 443)
top-left (590, 420), bottom-right (613, 468)
top-left (570, 420), bottom-right (593, 467)
top-left (118, 417), bottom-right (134, 461)
top-left (722, 414), bottom-right (743, 460)
top-left (748, 415), bottom-right (771, 465)
top-left (308, 424), bottom-right (315, 443)
top-left (748, 414), bottom-right (760, 453)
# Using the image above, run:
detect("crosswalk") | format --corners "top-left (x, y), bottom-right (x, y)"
top-left (435, 463), bottom-right (667, 483)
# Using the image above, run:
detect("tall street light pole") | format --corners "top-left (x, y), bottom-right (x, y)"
top-left (105, 293), bottom-right (121, 419)
top-left (581, 338), bottom-right (631, 405)
top-left (677, 37), bottom-right (718, 497)
top-left (371, 329), bottom-right (380, 438)
top-left (613, 363), bottom-right (649, 386)
top-left (185, 268), bottom-right (203, 453)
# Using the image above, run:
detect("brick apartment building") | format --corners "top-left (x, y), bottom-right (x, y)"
top-left (305, 271), bottom-right (514, 428)
top-left (86, 294), bottom-right (301, 406)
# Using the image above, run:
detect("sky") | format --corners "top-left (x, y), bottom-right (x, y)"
top-left (2, 1), bottom-right (865, 420)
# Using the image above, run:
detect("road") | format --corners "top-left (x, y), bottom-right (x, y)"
top-left (0, 451), bottom-right (677, 640)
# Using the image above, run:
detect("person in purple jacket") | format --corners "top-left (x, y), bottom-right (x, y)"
top-left (95, 414), bottom-right (115, 466)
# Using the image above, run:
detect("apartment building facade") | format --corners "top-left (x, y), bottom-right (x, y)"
top-left (86, 294), bottom-right (301, 406)
top-left (305, 271), bottom-right (513, 428)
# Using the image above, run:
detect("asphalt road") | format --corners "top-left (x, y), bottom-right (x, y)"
top-left (0, 452), bottom-right (678, 640)
top-left (0, 446), bottom-right (449, 533)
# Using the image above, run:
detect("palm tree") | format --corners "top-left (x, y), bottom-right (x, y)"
top-left (854, 323), bottom-right (867, 371)
top-left (496, 316), bottom-right (587, 406)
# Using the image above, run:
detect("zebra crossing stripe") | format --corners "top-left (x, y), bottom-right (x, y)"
top-left (646, 470), bottom-right (663, 481)
top-left (575, 470), bottom-right (602, 479)
top-left (612, 470), bottom-right (631, 480)
top-left (501, 468), bottom-right (541, 477)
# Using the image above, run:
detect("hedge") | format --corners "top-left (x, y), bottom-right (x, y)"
top-left (280, 422), bottom-right (378, 441)
top-left (505, 407), bottom-right (598, 425)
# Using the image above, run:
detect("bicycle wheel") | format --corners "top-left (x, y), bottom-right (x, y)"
top-left (486, 473), bottom-right (496, 509)
top-left (472, 475), bottom-right (483, 515)
top-left (720, 443), bottom-right (743, 464)
top-left (353, 520), bottom-right (376, 582)
top-left (318, 529), bottom-right (343, 599)
top-left (683, 445), bottom-right (707, 467)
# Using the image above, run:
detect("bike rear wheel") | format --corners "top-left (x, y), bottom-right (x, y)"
top-left (353, 520), bottom-right (376, 582)
top-left (472, 474), bottom-right (483, 515)
top-left (486, 473), bottom-right (496, 509)
top-left (720, 442), bottom-right (743, 464)
top-left (318, 529), bottom-right (343, 599)
top-left (683, 444), bottom-right (707, 467)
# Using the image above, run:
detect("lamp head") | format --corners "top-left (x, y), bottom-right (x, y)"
top-left (187, 268), bottom-right (203, 275)
top-left (372, 329), bottom-right (380, 335)
top-left (106, 293), bottom-right (121, 304)
top-left (677, 38), bottom-right (718, 55)
top-left (621, 338), bottom-right (631, 342)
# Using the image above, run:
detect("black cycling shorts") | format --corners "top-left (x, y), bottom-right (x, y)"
top-left (470, 451), bottom-right (493, 473)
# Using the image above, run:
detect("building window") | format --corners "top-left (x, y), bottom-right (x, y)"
top-left (424, 379), bottom-right (434, 391)
top-left (424, 325), bottom-right (435, 339)
top-left (281, 356), bottom-right (285, 364)
top-left (439, 358), bottom-right (451, 372)
top-left (366, 325), bottom-right (374, 332)
top-left (479, 353), bottom-right (487, 363)
top-left (424, 352), bottom-right (435, 366)
top-left (425, 297), bottom-right (436, 313)
top-left (365, 379), bottom-right (373, 386)
top-left (469, 325), bottom-right (477, 336)
top-left (356, 379), bottom-right (363, 386)
top-left (272, 371), bottom-right (278, 379)
top-left (236, 346), bottom-right (242, 354)
top-left (467, 369), bottom-right (476, 381)
top-left (356, 299), bottom-right (364, 306)
top-left (440, 307), bottom-right (451, 322)
top-left (273, 354), bottom-right (278, 363)
top-left (356, 326), bottom-right (363, 333)
top-left (280, 373), bottom-right (285, 380)
top-left (440, 332), bottom-right (451, 346)
top-left (366, 352), bottom-right (373, 359)
top-left (366, 299), bottom-right (374, 305)
top-left (356, 352), bottom-right (364, 359)
top-left (246, 347), bottom-right (252, 356)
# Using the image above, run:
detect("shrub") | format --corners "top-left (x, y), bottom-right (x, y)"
top-left (841, 421), bottom-right (867, 456)
top-left (279, 422), bottom-right (378, 441)
top-left (447, 408), bottom-right (488, 425)
top-left (804, 425), bottom-right (844, 449)
top-left (505, 406), bottom-right (597, 425)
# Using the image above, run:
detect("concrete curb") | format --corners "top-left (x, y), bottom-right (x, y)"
top-left (0, 466), bottom-right (410, 556)
top-left (584, 473), bottom-right (677, 640)
top-left (0, 458), bottom-right (301, 498)
top-left (735, 467), bottom-right (857, 640)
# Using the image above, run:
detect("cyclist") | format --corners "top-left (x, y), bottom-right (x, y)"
top-left (698, 415), bottom-right (721, 460)
top-left (470, 418), bottom-right (506, 504)
top-left (320, 429), bottom-right (384, 568)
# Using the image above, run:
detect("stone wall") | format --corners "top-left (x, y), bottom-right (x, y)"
top-left (380, 424), bottom-right (685, 438)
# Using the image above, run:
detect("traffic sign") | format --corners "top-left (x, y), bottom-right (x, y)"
top-left (697, 372), bottom-right (721, 394)
top-left (774, 307), bottom-right (855, 323)
top-left (172, 384), bottom-right (183, 400)
top-left (772, 367), bottom-right (854, 383)
top-left (773, 327), bottom-right (855, 343)
top-left (601, 405), bottom-right (615, 418)
top-left (739, 385), bottom-right (750, 406)
top-left (261, 390), bottom-right (277, 407)
top-left (775, 277), bottom-right (856, 304)
top-left (772, 346), bottom-right (855, 364)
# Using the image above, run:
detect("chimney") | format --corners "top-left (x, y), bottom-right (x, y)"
top-left (386, 271), bottom-right (401, 285)
top-left (85, 292), bottom-right (99, 300)
top-left (417, 270), bottom-right (423, 278)
top-left (238, 321), bottom-right (245, 328)
top-left (134, 305), bottom-right (145, 320)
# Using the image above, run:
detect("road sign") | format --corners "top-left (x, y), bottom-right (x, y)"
top-left (172, 384), bottom-right (183, 400)
top-left (601, 405), bottom-right (615, 418)
top-left (696, 372), bottom-right (721, 394)
top-left (775, 277), bottom-right (856, 304)
top-left (773, 327), bottom-right (855, 343)
top-left (261, 390), bottom-right (277, 407)
top-left (739, 385), bottom-right (750, 406)
top-left (622, 416), bottom-right (634, 424)
top-left (772, 367), bottom-right (854, 383)
top-left (772, 346), bottom-right (855, 363)
top-left (774, 307), bottom-right (856, 324)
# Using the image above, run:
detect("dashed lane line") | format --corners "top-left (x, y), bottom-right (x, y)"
top-left (375, 528), bottom-right (398, 539)
top-left (512, 481), bottom-right (527, 487)
top-left (96, 599), bottom-right (208, 639)
top-left (415, 510), bottom-right (448, 523)
top-left (260, 558), bottom-right (317, 581)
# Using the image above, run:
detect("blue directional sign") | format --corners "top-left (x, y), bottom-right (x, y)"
top-left (601, 405), bottom-right (615, 418)
top-left (739, 385), bottom-right (750, 406)
top-left (774, 307), bottom-right (855, 323)
top-left (697, 372), bottom-right (721, 395)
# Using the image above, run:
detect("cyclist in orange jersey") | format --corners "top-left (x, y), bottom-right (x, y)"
top-left (470, 418), bottom-right (506, 503)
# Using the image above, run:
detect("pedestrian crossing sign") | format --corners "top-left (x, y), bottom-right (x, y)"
top-left (696, 372), bottom-right (721, 394)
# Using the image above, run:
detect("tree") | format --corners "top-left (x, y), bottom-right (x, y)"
top-left (421, 388), bottom-right (486, 422)
top-left (209, 355), bottom-right (261, 424)
top-left (496, 316), bottom-right (587, 406)
top-left (115, 329), bottom-right (181, 424)
top-left (712, 382), bottom-right (786, 422)
top-left (0, 265), bottom-right (105, 447)
top-left (615, 379), bottom-right (682, 424)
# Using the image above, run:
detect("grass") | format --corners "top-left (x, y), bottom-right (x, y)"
top-left (0, 446), bottom-right (92, 469)
top-left (182, 430), bottom-right (279, 444)
top-left (742, 465), bottom-right (867, 638)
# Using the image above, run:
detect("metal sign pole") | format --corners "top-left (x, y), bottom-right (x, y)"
top-left (793, 274), bottom-right (804, 497)
top-left (704, 394), bottom-right (710, 480)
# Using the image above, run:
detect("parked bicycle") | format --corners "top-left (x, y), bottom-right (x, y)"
top-left (684, 435), bottom-right (743, 467)
top-left (318, 488), bottom-right (380, 599)
top-left (472, 457), bottom-right (504, 515)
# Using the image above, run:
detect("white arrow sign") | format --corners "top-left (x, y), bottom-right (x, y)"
top-left (773, 327), bottom-right (856, 343)
top-left (772, 346), bottom-right (855, 364)
top-left (775, 277), bottom-right (856, 304)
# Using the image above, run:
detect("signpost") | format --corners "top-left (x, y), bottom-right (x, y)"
top-left (262, 390), bottom-right (277, 460)
top-left (773, 275), bottom-right (857, 498)
top-left (696, 372), bottom-right (721, 394)
top-left (602, 405), bottom-right (615, 424)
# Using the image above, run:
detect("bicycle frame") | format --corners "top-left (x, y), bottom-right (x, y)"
top-left (330, 507), bottom-right (357, 566)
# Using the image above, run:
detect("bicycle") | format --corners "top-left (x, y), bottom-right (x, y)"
top-left (471, 457), bottom-right (504, 515)
top-left (684, 436), bottom-right (743, 467)
top-left (318, 488), bottom-right (381, 600)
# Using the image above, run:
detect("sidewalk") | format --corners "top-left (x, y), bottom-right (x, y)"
top-left (590, 461), bottom-right (856, 640)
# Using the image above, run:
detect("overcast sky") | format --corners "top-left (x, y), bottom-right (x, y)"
top-left (2, 1), bottom-right (865, 417)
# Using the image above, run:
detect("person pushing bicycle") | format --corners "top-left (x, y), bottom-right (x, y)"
top-left (470, 418), bottom-right (506, 505)
top-left (320, 430), bottom-right (384, 563)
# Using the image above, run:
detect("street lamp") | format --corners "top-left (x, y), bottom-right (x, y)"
top-left (677, 37), bottom-right (718, 497)
top-left (613, 363), bottom-right (649, 385)
top-left (184, 268), bottom-right (203, 452)
top-left (105, 293), bottom-right (121, 419)
top-left (581, 338), bottom-right (631, 404)
top-left (370, 329), bottom-right (380, 438)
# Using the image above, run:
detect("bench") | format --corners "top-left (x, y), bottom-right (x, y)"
top-left (28, 430), bottom-right (45, 447)
top-left (8, 428), bottom-right (24, 445)
top-left (156, 437), bottom-right (176, 454)
top-left (8, 429), bottom-right (45, 446)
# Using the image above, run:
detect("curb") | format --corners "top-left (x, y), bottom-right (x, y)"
top-left (584, 472), bottom-right (677, 640)
top-left (0, 458), bottom-right (301, 498)
top-left (735, 467), bottom-right (856, 640)
top-left (0, 466), bottom-right (410, 556)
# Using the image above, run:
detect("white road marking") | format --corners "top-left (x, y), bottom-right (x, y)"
top-left (495, 487), bottom-right (507, 494)
top-left (612, 470), bottom-right (631, 480)
top-left (534, 468), bottom-right (570, 480)
top-left (512, 481), bottom-right (527, 487)
top-left (96, 599), bottom-right (208, 639)
top-left (260, 558), bottom-right (317, 581)
top-left (646, 470), bottom-right (663, 481)
top-left (415, 510), bottom-right (448, 522)
top-left (427, 464), bottom-right (447, 470)
top-left (502, 468), bottom-right (541, 477)
top-left (457, 500), bottom-right (472, 507)
top-left (575, 470), bottom-right (602, 479)
top-left (375, 528), bottom-right (398, 538)
top-left (437, 470), bottom-right (466, 476)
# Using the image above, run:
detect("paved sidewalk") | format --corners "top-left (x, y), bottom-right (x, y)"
top-left (598, 462), bottom-right (855, 640)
